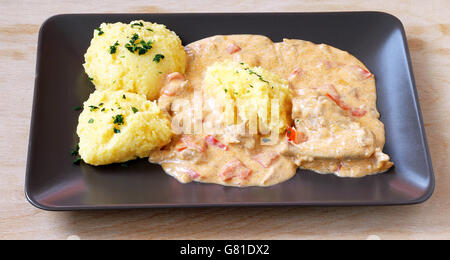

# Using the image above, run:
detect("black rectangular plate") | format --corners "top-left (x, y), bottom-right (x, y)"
top-left (26, 12), bottom-right (434, 210)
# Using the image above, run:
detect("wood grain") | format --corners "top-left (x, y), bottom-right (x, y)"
top-left (0, 0), bottom-right (449, 240)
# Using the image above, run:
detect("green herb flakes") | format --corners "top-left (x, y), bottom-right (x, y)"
top-left (113, 127), bottom-right (120, 134)
top-left (70, 144), bottom-right (80, 156)
top-left (153, 54), bottom-right (165, 63)
top-left (95, 27), bottom-right (104, 36)
top-left (109, 41), bottom-right (119, 54)
top-left (88, 118), bottom-right (94, 124)
top-left (113, 114), bottom-right (124, 125)
top-left (125, 33), bottom-right (153, 55)
top-left (131, 107), bottom-right (138, 113)
top-left (131, 22), bottom-right (144, 28)
top-left (73, 157), bottom-right (82, 165)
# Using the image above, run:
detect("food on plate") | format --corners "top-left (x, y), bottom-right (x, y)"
top-left (203, 61), bottom-right (292, 135)
top-left (78, 21), bottom-right (393, 187)
top-left (276, 38), bottom-right (393, 176)
top-left (149, 34), bottom-right (393, 186)
top-left (76, 90), bottom-right (172, 165)
top-left (83, 20), bottom-right (186, 100)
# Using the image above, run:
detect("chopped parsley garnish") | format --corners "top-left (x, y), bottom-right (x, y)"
top-left (113, 127), bottom-right (120, 134)
top-left (131, 22), bottom-right (144, 28)
top-left (259, 77), bottom-right (270, 84)
top-left (89, 105), bottom-right (98, 111)
top-left (132, 107), bottom-right (138, 113)
top-left (138, 40), bottom-right (152, 55)
top-left (244, 67), bottom-right (269, 84)
top-left (249, 84), bottom-right (254, 88)
top-left (70, 144), bottom-right (80, 156)
top-left (101, 108), bottom-right (106, 112)
top-left (99, 103), bottom-right (104, 106)
top-left (147, 28), bottom-right (153, 32)
top-left (73, 106), bottom-right (82, 111)
top-left (88, 118), bottom-right (94, 124)
top-left (224, 89), bottom-right (228, 93)
top-left (109, 41), bottom-right (119, 54)
top-left (125, 36), bottom-right (139, 53)
top-left (124, 33), bottom-right (152, 55)
top-left (112, 114), bottom-right (124, 125)
top-left (95, 27), bottom-right (104, 36)
top-left (73, 157), bottom-right (82, 165)
top-left (130, 33), bottom-right (139, 43)
top-left (122, 94), bottom-right (126, 99)
top-left (88, 77), bottom-right (94, 81)
top-left (153, 54), bottom-right (165, 63)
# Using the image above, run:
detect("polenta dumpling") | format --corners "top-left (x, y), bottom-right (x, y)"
top-left (83, 20), bottom-right (186, 100)
top-left (203, 61), bottom-right (292, 134)
top-left (76, 90), bottom-right (172, 165)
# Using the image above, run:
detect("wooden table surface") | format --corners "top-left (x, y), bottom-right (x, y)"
top-left (1, 0), bottom-right (449, 240)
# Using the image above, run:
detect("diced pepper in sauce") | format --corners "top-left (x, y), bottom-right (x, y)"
top-left (175, 140), bottom-right (187, 152)
top-left (226, 43), bottom-right (241, 54)
top-left (205, 135), bottom-right (228, 151)
top-left (252, 152), bottom-right (280, 168)
top-left (179, 135), bottom-right (206, 152)
top-left (288, 67), bottom-right (304, 82)
top-left (326, 93), bottom-right (367, 117)
top-left (350, 107), bottom-right (367, 117)
top-left (286, 127), bottom-right (308, 144)
top-left (286, 127), bottom-right (296, 143)
top-left (187, 169), bottom-right (201, 179)
top-left (352, 65), bottom-right (374, 79)
top-left (161, 72), bottom-right (187, 96)
top-left (337, 162), bottom-right (343, 172)
top-left (219, 159), bottom-right (252, 181)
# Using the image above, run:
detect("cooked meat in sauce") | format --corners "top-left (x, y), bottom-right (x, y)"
top-left (150, 35), bottom-right (393, 187)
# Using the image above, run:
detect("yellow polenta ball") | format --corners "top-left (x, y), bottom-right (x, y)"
top-left (76, 90), bottom-right (173, 165)
top-left (203, 61), bottom-right (292, 134)
top-left (83, 20), bottom-right (186, 100)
